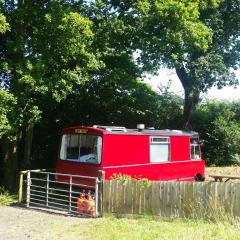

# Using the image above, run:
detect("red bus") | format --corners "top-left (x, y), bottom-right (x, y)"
top-left (56, 125), bottom-right (205, 185)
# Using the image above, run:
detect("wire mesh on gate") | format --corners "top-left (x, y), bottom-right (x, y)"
top-left (20, 171), bottom-right (99, 217)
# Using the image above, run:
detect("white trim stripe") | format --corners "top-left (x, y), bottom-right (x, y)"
top-left (102, 160), bottom-right (203, 169)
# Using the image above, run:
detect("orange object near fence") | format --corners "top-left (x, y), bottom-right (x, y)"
top-left (77, 190), bottom-right (95, 215)
top-left (77, 191), bottom-right (86, 214)
top-left (86, 192), bottom-right (95, 215)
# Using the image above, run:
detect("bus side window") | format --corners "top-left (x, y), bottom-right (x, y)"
top-left (190, 138), bottom-right (201, 160)
top-left (150, 136), bottom-right (170, 163)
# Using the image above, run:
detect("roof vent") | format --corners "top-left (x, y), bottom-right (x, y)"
top-left (147, 127), bottom-right (155, 130)
top-left (172, 130), bottom-right (183, 134)
top-left (137, 124), bottom-right (145, 130)
top-left (93, 125), bottom-right (127, 132)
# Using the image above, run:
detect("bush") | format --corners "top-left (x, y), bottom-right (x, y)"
top-left (192, 100), bottom-right (240, 166)
top-left (0, 187), bottom-right (17, 206)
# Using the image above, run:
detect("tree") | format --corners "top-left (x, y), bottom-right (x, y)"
top-left (192, 100), bottom-right (240, 166)
top-left (0, 2), bottom-right (9, 33)
top-left (0, 1), bottom-right (102, 187)
top-left (93, 0), bottom-right (240, 128)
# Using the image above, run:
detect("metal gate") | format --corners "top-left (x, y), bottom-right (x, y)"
top-left (18, 170), bottom-right (104, 217)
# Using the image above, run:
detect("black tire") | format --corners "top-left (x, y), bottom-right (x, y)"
top-left (195, 173), bottom-right (205, 182)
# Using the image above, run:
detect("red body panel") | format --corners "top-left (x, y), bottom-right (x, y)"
top-left (103, 160), bottom-right (205, 181)
top-left (103, 135), bottom-right (149, 166)
top-left (56, 126), bottom-right (205, 185)
top-left (170, 136), bottom-right (190, 161)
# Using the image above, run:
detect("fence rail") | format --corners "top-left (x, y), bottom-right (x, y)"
top-left (103, 180), bottom-right (240, 218)
top-left (19, 170), bottom-right (105, 217)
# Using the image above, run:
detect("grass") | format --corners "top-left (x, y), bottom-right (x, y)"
top-left (206, 166), bottom-right (240, 181)
top-left (47, 215), bottom-right (240, 240)
top-left (0, 187), bottom-right (17, 206)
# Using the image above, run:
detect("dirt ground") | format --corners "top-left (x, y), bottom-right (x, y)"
top-left (0, 206), bottom-right (90, 240)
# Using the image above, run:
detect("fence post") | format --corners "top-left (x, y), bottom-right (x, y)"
top-left (69, 176), bottom-right (72, 213)
top-left (18, 172), bottom-right (24, 203)
top-left (96, 170), bottom-right (105, 217)
top-left (26, 170), bottom-right (31, 207)
top-left (46, 173), bottom-right (49, 207)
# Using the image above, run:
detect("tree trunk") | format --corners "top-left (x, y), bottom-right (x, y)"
top-left (182, 88), bottom-right (200, 129)
top-left (176, 67), bottom-right (200, 130)
top-left (23, 123), bottom-right (34, 168)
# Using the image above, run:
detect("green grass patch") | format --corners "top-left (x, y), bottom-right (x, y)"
top-left (49, 215), bottom-right (240, 240)
top-left (0, 187), bottom-right (17, 206)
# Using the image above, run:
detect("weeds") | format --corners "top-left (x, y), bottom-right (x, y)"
top-left (110, 173), bottom-right (152, 188)
top-left (0, 187), bottom-right (17, 206)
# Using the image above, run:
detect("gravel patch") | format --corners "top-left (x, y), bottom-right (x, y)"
top-left (0, 206), bottom-right (90, 240)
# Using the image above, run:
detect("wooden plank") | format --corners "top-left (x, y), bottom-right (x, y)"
top-left (151, 182), bottom-right (159, 215)
top-left (134, 181), bottom-right (141, 214)
top-left (180, 181), bottom-right (185, 218)
top-left (143, 183), bottom-right (152, 214)
top-left (184, 182), bottom-right (191, 218)
top-left (173, 182), bottom-right (181, 218)
top-left (102, 180), bottom-right (109, 213)
top-left (158, 181), bottom-right (164, 216)
top-left (164, 181), bottom-right (171, 218)
top-left (115, 180), bottom-right (120, 213)
top-left (110, 180), bottom-right (116, 213)
top-left (131, 181), bottom-right (137, 214)
top-left (160, 181), bottom-right (167, 217)
top-left (165, 181), bottom-right (172, 218)
top-left (229, 183), bottom-right (235, 216)
top-left (108, 181), bottom-right (113, 213)
top-left (224, 182), bottom-right (231, 214)
top-left (139, 181), bottom-right (145, 214)
top-left (124, 180), bottom-right (133, 213)
top-left (234, 183), bottom-right (240, 217)
top-left (168, 181), bottom-right (175, 218)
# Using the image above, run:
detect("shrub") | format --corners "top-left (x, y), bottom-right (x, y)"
top-left (0, 187), bottom-right (17, 206)
top-left (193, 100), bottom-right (240, 166)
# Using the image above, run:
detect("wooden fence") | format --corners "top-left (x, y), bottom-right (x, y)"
top-left (103, 180), bottom-right (240, 219)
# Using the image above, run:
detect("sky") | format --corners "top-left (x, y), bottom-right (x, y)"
top-left (145, 69), bottom-right (240, 101)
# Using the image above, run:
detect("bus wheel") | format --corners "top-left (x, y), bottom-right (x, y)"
top-left (195, 173), bottom-right (204, 182)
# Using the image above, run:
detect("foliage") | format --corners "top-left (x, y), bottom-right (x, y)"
top-left (0, 90), bottom-right (16, 138)
top-left (110, 173), bottom-right (152, 188)
top-left (0, 1), bottom-right (103, 175)
top-left (0, 3), bottom-right (9, 34)
top-left (1, 1), bottom-right (102, 128)
top-left (193, 100), bottom-right (240, 166)
top-left (95, 0), bottom-right (240, 126)
top-left (0, 187), bottom-right (16, 206)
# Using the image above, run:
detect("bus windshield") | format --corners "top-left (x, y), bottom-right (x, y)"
top-left (60, 134), bottom-right (102, 164)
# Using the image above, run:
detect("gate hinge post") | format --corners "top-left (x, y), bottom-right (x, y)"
top-left (26, 170), bottom-right (31, 208)
top-left (96, 170), bottom-right (105, 217)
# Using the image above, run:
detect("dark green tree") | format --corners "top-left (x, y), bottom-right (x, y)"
top-left (193, 100), bottom-right (240, 166)
top-left (93, 0), bottom-right (240, 128)
top-left (0, 0), bottom-right (102, 187)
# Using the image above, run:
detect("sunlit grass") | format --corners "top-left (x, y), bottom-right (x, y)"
top-left (206, 166), bottom-right (240, 181)
top-left (47, 215), bottom-right (240, 240)
top-left (0, 187), bottom-right (17, 206)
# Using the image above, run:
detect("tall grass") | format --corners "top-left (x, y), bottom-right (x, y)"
top-left (0, 187), bottom-right (17, 206)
